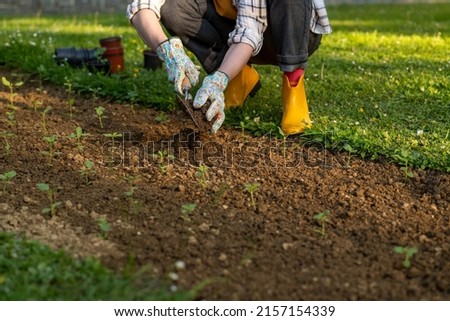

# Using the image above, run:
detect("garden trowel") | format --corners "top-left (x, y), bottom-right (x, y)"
top-left (177, 78), bottom-right (200, 128)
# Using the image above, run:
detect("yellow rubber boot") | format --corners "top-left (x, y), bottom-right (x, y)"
top-left (281, 74), bottom-right (312, 135)
top-left (224, 64), bottom-right (261, 108)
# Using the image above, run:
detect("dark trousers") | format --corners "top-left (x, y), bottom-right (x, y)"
top-left (161, 0), bottom-right (321, 74)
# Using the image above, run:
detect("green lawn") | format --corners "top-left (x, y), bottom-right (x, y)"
top-left (242, 3), bottom-right (450, 171)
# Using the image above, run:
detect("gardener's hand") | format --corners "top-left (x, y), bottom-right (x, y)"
top-left (156, 37), bottom-right (199, 95)
top-left (193, 71), bottom-right (229, 134)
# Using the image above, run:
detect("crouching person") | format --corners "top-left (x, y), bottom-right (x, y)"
top-left (126, 0), bottom-right (331, 135)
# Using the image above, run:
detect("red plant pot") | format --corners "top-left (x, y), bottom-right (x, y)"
top-left (99, 36), bottom-right (124, 73)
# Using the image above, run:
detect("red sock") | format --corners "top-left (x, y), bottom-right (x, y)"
top-left (284, 68), bottom-right (304, 86)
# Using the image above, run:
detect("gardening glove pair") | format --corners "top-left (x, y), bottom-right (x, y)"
top-left (156, 37), bottom-right (199, 95)
top-left (194, 71), bottom-right (229, 134)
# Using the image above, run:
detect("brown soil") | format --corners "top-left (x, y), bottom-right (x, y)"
top-left (1, 67), bottom-right (449, 300)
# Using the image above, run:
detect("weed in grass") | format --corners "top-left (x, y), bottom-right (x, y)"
top-left (41, 106), bottom-right (52, 132)
top-left (98, 217), bottom-right (111, 240)
top-left (41, 135), bottom-right (60, 165)
top-left (234, 115), bottom-right (278, 137)
top-left (238, 117), bottom-right (265, 140)
top-left (126, 86), bottom-right (139, 114)
top-left (0, 170), bottom-right (16, 193)
top-left (394, 246), bottom-right (418, 269)
top-left (239, 121), bottom-right (247, 137)
top-left (68, 126), bottom-right (90, 152)
top-left (155, 111), bottom-right (169, 124)
top-left (313, 210), bottom-right (331, 239)
top-left (95, 106), bottom-right (107, 128)
top-left (36, 64), bottom-right (46, 91)
top-left (343, 143), bottom-right (357, 167)
top-left (36, 183), bottom-right (61, 216)
top-left (393, 149), bottom-right (416, 180)
top-left (180, 203), bottom-right (196, 221)
top-left (401, 165), bottom-right (415, 180)
top-left (195, 163), bottom-right (209, 189)
top-left (2, 76), bottom-right (23, 110)
top-left (244, 182), bottom-right (260, 211)
top-left (79, 159), bottom-right (96, 185)
top-left (123, 175), bottom-right (142, 215)
top-left (152, 150), bottom-right (175, 175)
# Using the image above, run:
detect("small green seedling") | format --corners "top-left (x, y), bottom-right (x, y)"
top-left (394, 149), bottom-right (415, 180)
top-left (195, 163), bottom-right (209, 189)
top-left (123, 175), bottom-right (141, 214)
top-left (2, 76), bottom-right (23, 110)
top-left (1, 132), bottom-right (14, 156)
top-left (79, 159), bottom-right (96, 185)
top-left (239, 120), bottom-right (246, 136)
top-left (244, 182), bottom-right (260, 210)
top-left (400, 165), bottom-right (415, 180)
top-left (0, 170), bottom-right (16, 193)
top-left (41, 106), bottom-right (52, 132)
top-left (36, 183), bottom-right (61, 216)
top-left (211, 183), bottom-right (228, 207)
top-left (68, 97), bottom-right (75, 118)
top-left (103, 132), bottom-right (122, 148)
top-left (152, 150), bottom-right (175, 175)
top-left (343, 143), bottom-right (357, 167)
top-left (89, 87), bottom-right (103, 106)
top-left (278, 126), bottom-right (288, 158)
top-left (103, 132), bottom-right (122, 165)
top-left (42, 135), bottom-right (60, 165)
top-left (180, 203), bottom-right (196, 221)
top-left (394, 246), bottom-right (418, 269)
top-left (126, 87), bottom-right (139, 114)
top-left (123, 175), bottom-right (138, 198)
top-left (155, 111), bottom-right (169, 124)
top-left (32, 99), bottom-right (43, 112)
top-left (64, 78), bottom-right (75, 119)
top-left (98, 217), bottom-right (111, 240)
top-left (3, 136), bottom-right (11, 156)
top-left (95, 106), bottom-right (107, 128)
top-left (68, 127), bottom-right (90, 152)
top-left (313, 210), bottom-right (331, 239)
top-left (6, 111), bottom-right (16, 128)
top-left (36, 64), bottom-right (46, 90)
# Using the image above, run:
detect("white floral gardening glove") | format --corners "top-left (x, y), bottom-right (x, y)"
top-left (156, 37), bottom-right (199, 95)
top-left (193, 71), bottom-right (229, 134)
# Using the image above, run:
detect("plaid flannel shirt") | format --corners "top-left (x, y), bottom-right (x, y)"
top-left (127, 0), bottom-right (331, 56)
